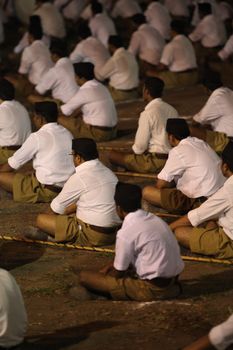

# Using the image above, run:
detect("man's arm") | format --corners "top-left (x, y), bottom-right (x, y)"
top-left (182, 335), bottom-right (214, 350)
top-left (169, 215), bottom-right (191, 231)
top-left (156, 178), bottom-right (174, 189)
top-left (95, 56), bottom-right (115, 81)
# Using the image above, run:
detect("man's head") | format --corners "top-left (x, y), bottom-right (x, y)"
top-left (108, 35), bottom-right (123, 55)
top-left (143, 77), bottom-right (164, 101)
top-left (73, 62), bottom-right (94, 85)
top-left (166, 118), bottom-right (190, 147)
top-left (34, 101), bottom-right (58, 129)
top-left (77, 22), bottom-right (91, 40)
top-left (170, 19), bottom-right (186, 37)
top-left (50, 40), bottom-right (67, 63)
top-left (221, 141), bottom-right (233, 177)
top-left (130, 13), bottom-right (146, 28)
top-left (71, 138), bottom-right (99, 166)
top-left (202, 70), bottom-right (222, 92)
top-left (198, 3), bottom-right (212, 19)
top-left (28, 22), bottom-right (43, 43)
top-left (91, 1), bottom-right (103, 16)
top-left (114, 182), bottom-right (142, 219)
top-left (0, 78), bottom-right (15, 101)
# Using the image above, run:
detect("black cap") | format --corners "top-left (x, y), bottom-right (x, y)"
top-left (72, 138), bottom-right (99, 161)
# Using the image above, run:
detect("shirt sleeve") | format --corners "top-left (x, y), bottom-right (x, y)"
top-left (35, 68), bottom-right (55, 95)
top-left (193, 94), bottom-right (220, 124)
top-left (209, 314), bottom-right (233, 350)
top-left (189, 22), bottom-right (204, 42)
top-left (18, 47), bottom-right (32, 75)
top-left (132, 111), bottom-right (152, 154)
top-left (160, 43), bottom-right (173, 67)
top-left (128, 32), bottom-right (140, 57)
top-left (95, 57), bottom-right (116, 81)
top-left (113, 236), bottom-right (134, 271)
top-left (157, 148), bottom-right (185, 182)
top-left (218, 35), bottom-right (233, 61)
top-left (187, 185), bottom-right (230, 227)
top-left (8, 133), bottom-right (39, 169)
top-left (50, 173), bottom-right (83, 214)
top-left (60, 89), bottom-right (84, 116)
top-left (69, 42), bottom-right (84, 63)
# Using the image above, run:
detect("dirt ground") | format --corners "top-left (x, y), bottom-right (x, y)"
top-left (1, 86), bottom-right (233, 350)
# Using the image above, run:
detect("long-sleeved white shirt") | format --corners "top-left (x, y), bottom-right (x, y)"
top-left (51, 159), bottom-right (121, 227)
top-left (128, 24), bottom-right (165, 65)
top-left (89, 12), bottom-right (116, 47)
top-left (36, 57), bottom-right (79, 103)
top-left (61, 79), bottom-right (117, 127)
top-left (158, 137), bottom-right (225, 198)
top-left (0, 100), bottom-right (31, 146)
top-left (132, 98), bottom-right (178, 155)
top-left (188, 175), bottom-right (233, 240)
top-left (18, 40), bottom-right (53, 85)
top-left (96, 47), bottom-right (139, 90)
top-left (160, 34), bottom-right (197, 72)
top-left (193, 87), bottom-right (233, 136)
top-left (189, 14), bottom-right (226, 48)
top-left (218, 34), bottom-right (233, 61)
top-left (144, 2), bottom-right (171, 40)
top-left (8, 123), bottom-right (75, 187)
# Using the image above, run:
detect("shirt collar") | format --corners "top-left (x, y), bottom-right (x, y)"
top-left (55, 57), bottom-right (69, 67)
top-left (113, 47), bottom-right (125, 57)
top-left (75, 159), bottom-right (99, 172)
top-left (40, 122), bottom-right (58, 131)
top-left (145, 98), bottom-right (162, 110)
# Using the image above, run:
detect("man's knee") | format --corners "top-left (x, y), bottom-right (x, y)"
top-left (142, 185), bottom-right (160, 203)
top-left (174, 227), bottom-right (191, 248)
top-left (36, 214), bottom-right (47, 228)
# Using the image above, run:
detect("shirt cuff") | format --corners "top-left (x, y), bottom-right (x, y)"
top-left (8, 155), bottom-right (20, 170)
top-left (35, 84), bottom-right (46, 95)
top-left (50, 198), bottom-right (65, 215)
top-left (132, 144), bottom-right (145, 155)
top-left (187, 209), bottom-right (200, 227)
top-left (60, 104), bottom-right (71, 116)
top-left (157, 169), bottom-right (173, 182)
top-left (209, 323), bottom-right (231, 350)
top-left (218, 50), bottom-right (227, 61)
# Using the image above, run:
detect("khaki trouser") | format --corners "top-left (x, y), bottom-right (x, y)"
top-left (108, 85), bottom-right (139, 102)
top-left (155, 69), bottom-right (199, 89)
top-left (0, 147), bottom-right (15, 164)
top-left (123, 152), bottom-right (167, 173)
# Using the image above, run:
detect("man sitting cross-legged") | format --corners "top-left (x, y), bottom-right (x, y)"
top-left (0, 101), bottom-right (74, 203)
top-left (170, 141), bottom-right (233, 260)
top-left (27, 138), bottom-right (121, 246)
top-left (109, 77), bottom-right (178, 174)
top-left (77, 182), bottom-right (184, 301)
top-left (59, 62), bottom-right (118, 142)
top-left (143, 118), bottom-right (225, 214)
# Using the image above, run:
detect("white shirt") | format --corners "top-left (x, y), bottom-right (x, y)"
top-left (8, 123), bottom-right (75, 187)
top-left (160, 35), bottom-right (197, 72)
top-left (51, 159), bottom-right (121, 227)
top-left (54, 0), bottom-right (87, 21)
top-left (69, 37), bottom-right (110, 72)
top-left (158, 137), bottom-right (225, 198)
top-left (209, 314), bottom-right (233, 350)
top-left (0, 100), bottom-right (31, 146)
top-left (18, 40), bottom-right (53, 85)
top-left (61, 79), bottom-right (117, 127)
top-left (89, 13), bottom-right (116, 47)
top-left (189, 14), bottom-right (226, 48)
top-left (164, 0), bottom-right (189, 17)
top-left (96, 47), bottom-right (139, 90)
top-left (111, 0), bottom-right (142, 18)
top-left (218, 34), bottom-right (233, 60)
top-left (188, 176), bottom-right (233, 240)
top-left (144, 2), bottom-right (171, 40)
top-left (193, 87), bottom-right (233, 136)
top-left (114, 209), bottom-right (184, 279)
top-left (132, 98), bottom-right (178, 155)
top-left (128, 24), bottom-right (165, 65)
top-left (34, 2), bottom-right (66, 39)
top-left (14, 0), bottom-right (35, 24)
top-left (14, 32), bottom-right (50, 54)
top-left (218, 2), bottom-right (233, 21)
top-left (0, 269), bottom-right (27, 348)
top-left (36, 57), bottom-right (79, 103)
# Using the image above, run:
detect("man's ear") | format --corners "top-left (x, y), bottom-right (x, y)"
top-left (221, 162), bottom-right (229, 177)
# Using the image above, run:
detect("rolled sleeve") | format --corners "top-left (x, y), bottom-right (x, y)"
top-left (18, 48), bottom-right (31, 75)
top-left (36, 70), bottom-right (54, 95)
top-left (187, 208), bottom-right (201, 227)
top-left (50, 196), bottom-right (66, 214)
top-left (209, 315), bottom-right (233, 350)
top-left (8, 134), bottom-right (38, 169)
top-left (157, 149), bottom-right (184, 182)
top-left (132, 112), bottom-right (151, 155)
top-left (113, 237), bottom-right (133, 271)
top-left (61, 90), bottom-right (83, 116)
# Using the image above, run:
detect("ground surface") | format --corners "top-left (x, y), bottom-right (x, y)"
top-left (1, 84), bottom-right (233, 350)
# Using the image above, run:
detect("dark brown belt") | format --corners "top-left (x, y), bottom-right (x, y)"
top-left (176, 68), bottom-right (197, 74)
top-left (91, 125), bottom-right (117, 131)
top-left (146, 276), bottom-right (177, 288)
top-left (151, 152), bottom-right (168, 160)
top-left (89, 224), bottom-right (119, 234)
top-left (117, 87), bottom-right (138, 92)
top-left (44, 184), bottom-right (62, 193)
top-left (1, 145), bottom-right (21, 150)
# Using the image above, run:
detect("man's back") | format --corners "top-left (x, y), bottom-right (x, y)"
top-left (0, 100), bottom-right (31, 146)
top-left (193, 87), bottom-right (233, 136)
top-left (158, 136), bottom-right (225, 198)
top-left (144, 2), bottom-right (171, 40)
top-left (89, 13), bottom-right (116, 47)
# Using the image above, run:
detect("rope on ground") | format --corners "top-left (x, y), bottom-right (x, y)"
top-left (114, 171), bottom-right (156, 179)
top-left (98, 146), bottom-right (132, 151)
top-left (0, 234), bottom-right (233, 265)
